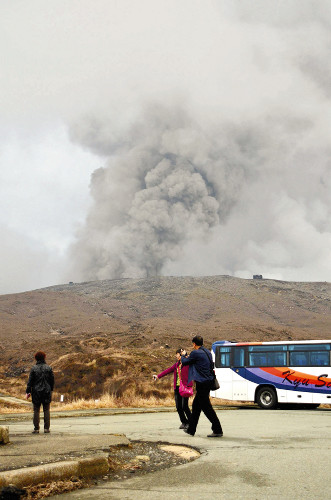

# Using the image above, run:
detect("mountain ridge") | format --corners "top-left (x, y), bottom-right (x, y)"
top-left (0, 275), bottom-right (330, 402)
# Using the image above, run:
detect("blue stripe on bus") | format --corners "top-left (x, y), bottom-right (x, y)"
top-left (233, 367), bottom-right (331, 394)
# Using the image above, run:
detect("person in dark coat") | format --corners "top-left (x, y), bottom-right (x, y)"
top-left (26, 351), bottom-right (54, 434)
top-left (181, 335), bottom-right (223, 437)
top-left (153, 348), bottom-right (192, 429)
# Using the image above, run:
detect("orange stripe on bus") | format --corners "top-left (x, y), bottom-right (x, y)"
top-left (260, 367), bottom-right (331, 385)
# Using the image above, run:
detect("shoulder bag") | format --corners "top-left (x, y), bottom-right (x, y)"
top-left (178, 366), bottom-right (194, 398)
top-left (201, 347), bottom-right (220, 391)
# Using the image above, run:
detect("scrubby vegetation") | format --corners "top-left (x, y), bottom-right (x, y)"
top-left (1, 276), bottom-right (330, 409)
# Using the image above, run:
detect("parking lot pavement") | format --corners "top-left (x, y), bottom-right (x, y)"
top-left (0, 432), bottom-right (129, 472)
top-left (5, 407), bottom-right (331, 499)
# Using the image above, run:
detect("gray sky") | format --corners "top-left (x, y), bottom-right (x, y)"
top-left (1, 0), bottom-right (331, 294)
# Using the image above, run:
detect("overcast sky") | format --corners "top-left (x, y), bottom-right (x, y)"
top-left (1, 0), bottom-right (331, 295)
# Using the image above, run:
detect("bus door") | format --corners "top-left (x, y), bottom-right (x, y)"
top-left (214, 346), bottom-right (233, 400)
top-left (232, 347), bottom-right (248, 400)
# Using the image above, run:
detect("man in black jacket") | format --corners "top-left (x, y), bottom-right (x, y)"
top-left (181, 335), bottom-right (223, 437)
top-left (26, 351), bottom-right (54, 434)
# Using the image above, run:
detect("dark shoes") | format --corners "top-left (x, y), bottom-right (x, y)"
top-left (44, 429), bottom-right (50, 434)
top-left (32, 430), bottom-right (39, 434)
top-left (183, 428), bottom-right (194, 436)
top-left (179, 423), bottom-right (189, 429)
top-left (207, 432), bottom-right (223, 438)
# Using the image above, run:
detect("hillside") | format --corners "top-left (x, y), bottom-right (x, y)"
top-left (0, 275), bottom-right (330, 403)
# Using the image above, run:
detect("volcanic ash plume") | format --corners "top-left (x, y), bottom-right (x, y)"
top-left (69, 106), bottom-right (248, 281)
top-left (69, 100), bottom-right (331, 283)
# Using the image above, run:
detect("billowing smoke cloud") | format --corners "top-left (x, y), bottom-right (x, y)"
top-left (67, 1), bottom-right (331, 283)
top-left (2, 0), bottom-right (331, 295)
top-left (69, 100), bottom-right (331, 282)
top-left (69, 106), bottom-right (228, 279)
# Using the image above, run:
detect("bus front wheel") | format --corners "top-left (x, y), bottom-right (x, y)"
top-left (256, 387), bottom-right (277, 409)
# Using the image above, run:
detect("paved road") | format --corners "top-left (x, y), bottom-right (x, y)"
top-left (6, 407), bottom-right (331, 499)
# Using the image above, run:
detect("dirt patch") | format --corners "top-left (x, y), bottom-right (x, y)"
top-left (159, 444), bottom-right (200, 460)
top-left (0, 440), bottom-right (200, 499)
top-left (106, 440), bottom-right (200, 480)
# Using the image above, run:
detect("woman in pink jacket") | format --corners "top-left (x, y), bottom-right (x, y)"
top-left (153, 348), bottom-right (192, 429)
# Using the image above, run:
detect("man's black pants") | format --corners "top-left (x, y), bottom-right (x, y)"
top-left (33, 402), bottom-right (50, 431)
top-left (187, 381), bottom-right (222, 435)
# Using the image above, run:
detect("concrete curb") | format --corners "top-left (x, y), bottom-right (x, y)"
top-left (0, 405), bottom-right (243, 424)
top-left (0, 426), bottom-right (9, 444)
top-left (0, 455), bottom-right (109, 488)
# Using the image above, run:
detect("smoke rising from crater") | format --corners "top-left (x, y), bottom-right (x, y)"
top-left (69, 100), bottom-right (331, 282)
top-left (70, 106), bottom-right (229, 280)
top-left (68, 1), bottom-right (331, 283)
top-left (2, 1), bottom-right (331, 295)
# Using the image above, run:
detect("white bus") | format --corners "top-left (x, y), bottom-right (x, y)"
top-left (210, 340), bottom-right (331, 409)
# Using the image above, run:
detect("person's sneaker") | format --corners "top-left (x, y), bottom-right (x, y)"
top-left (32, 430), bottom-right (39, 434)
top-left (207, 432), bottom-right (223, 438)
top-left (183, 428), bottom-right (194, 436)
top-left (44, 429), bottom-right (50, 434)
top-left (179, 423), bottom-right (187, 429)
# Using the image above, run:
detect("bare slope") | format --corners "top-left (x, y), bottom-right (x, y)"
top-left (0, 275), bottom-right (330, 401)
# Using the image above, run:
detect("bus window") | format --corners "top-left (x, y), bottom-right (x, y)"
top-left (310, 351), bottom-right (329, 366)
top-left (289, 352), bottom-right (308, 366)
top-left (216, 346), bottom-right (231, 368)
top-left (233, 347), bottom-right (245, 367)
top-left (289, 344), bottom-right (331, 366)
top-left (271, 352), bottom-right (287, 366)
top-left (248, 345), bottom-right (287, 367)
top-left (248, 353), bottom-right (264, 366)
top-left (248, 345), bottom-right (287, 352)
top-left (288, 343), bottom-right (331, 352)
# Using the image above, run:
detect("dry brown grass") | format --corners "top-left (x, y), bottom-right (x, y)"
top-left (1, 277), bottom-right (330, 356)
top-left (1, 276), bottom-right (330, 409)
top-left (0, 401), bottom-right (30, 413)
top-left (52, 392), bottom-right (175, 411)
top-left (25, 478), bottom-right (88, 499)
top-left (1, 394), bottom-right (329, 414)
top-left (0, 392), bottom-right (176, 414)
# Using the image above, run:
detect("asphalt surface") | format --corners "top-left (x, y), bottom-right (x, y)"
top-left (0, 432), bottom-right (130, 471)
top-left (2, 406), bottom-right (330, 499)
